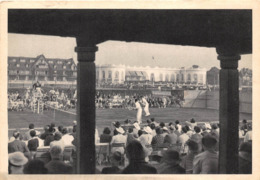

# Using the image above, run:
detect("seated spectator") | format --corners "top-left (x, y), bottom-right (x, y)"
top-left (50, 123), bottom-right (58, 132)
top-left (151, 127), bottom-right (164, 149)
top-left (191, 126), bottom-right (203, 144)
top-left (151, 118), bottom-right (159, 126)
top-left (100, 127), bottom-right (112, 143)
top-left (24, 123), bottom-right (40, 141)
top-left (185, 125), bottom-right (193, 138)
top-left (168, 122), bottom-right (175, 133)
top-left (61, 128), bottom-right (74, 146)
top-left (181, 140), bottom-right (200, 174)
top-left (175, 120), bottom-right (182, 133)
top-left (127, 127), bottom-right (138, 146)
top-left (164, 127), bottom-right (178, 145)
top-left (244, 123), bottom-right (252, 142)
top-left (150, 123), bottom-right (157, 137)
top-left (159, 122), bottom-right (165, 128)
top-left (9, 152), bottom-right (28, 174)
top-left (110, 127), bottom-right (127, 154)
top-left (238, 142), bottom-right (252, 174)
top-left (27, 130), bottom-right (39, 159)
top-left (138, 129), bottom-right (143, 137)
top-left (240, 119), bottom-right (248, 136)
top-left (40, 125), bottom-right (51, 140)
top-left (174, 125), bottom-right (181, 137)
top-left (45, 145), bottom-right (73, 174)
top-left (133, 122), bottom-right (141, 136)
top-left (58, 125), bottom-right (64, 133)
top-left (50, 132), bottom-right (65, 151)
top-left (44, 126), bottom-right (55, 146)
top-left (210, 124), bottom-right (219, 139)
top-left (157, 150), bottom-right (185, 174)
top-left (177, 127), bottom-right (190, 155)
top-left (122, 140), bottom-right (157, 174)
top-left (161, 127), bottom-right (169, 138)
top-left (139, 126), bottom-right (153, 148)
top-left (101, 151), bottom-right (122, 174)
top-left (8, 131), bottom-right (29, 154)
top-left (201, 125), bottom-right (210, 137)
top-left (193, 135), bottom-right (218, 174)
top-left (23, 159), bottom-right (48, 174)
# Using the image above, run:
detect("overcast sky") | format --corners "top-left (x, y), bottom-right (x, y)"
top-left (8, 33), bottom-right (252, 70)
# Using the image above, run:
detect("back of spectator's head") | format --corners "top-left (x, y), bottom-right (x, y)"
top-left (13, 131), bottom-right (20, 139)
top-left (202, 135), bottom-right (217, 150)
top-left (126, 140), bottom-right (146, 161)
top-left (23, 160), bottom-right (48, 174)
top-left (103, 127), bottom-right (111, 135)
top-left (156, 127), bottom-right (163, 135)
top-left (185, 125), bottom-right (190, 131)
top-left (48, 126), bottom-right (55, 133)
top-left (73, 125), bottom-right (76, 133)
top-left (150, 123), bottom-right (156, 130)
top-left (243, 119), bottom-right (247, 124)
top-left (61, 128), bottom-right (68, 135)
top-left (54, 132), bottom-right (62, 141)
top-left (175, 120), bottom-right (180, 124)
top-left (194, 126), bottom-right (201, 133)
top-left (29, 123), bottom-right (34, 129)
top-left (58, 126), bottom-right (63, 132)
top-left (30, 130), bottom-right (36, 138)
top-left (239, 142), bottom-right (252, 153)
top-left (151, 118), bottom-right (155, 122)
top-left (44, 125), bottom-right (50, 132)
top-left (186, 140), bottom-right (199, 152)
top-left (147, 119), bottom-right (152, 124)
top-left (114, 121), bottom-right (121, 128)
top-left (50, 145), bottom-right (63, 159)
top-left (160, 122), bottom-right (165, 128)
top-left (169, 122), bottom-right (173, 127)
top-left (110, 151), bottom-right (122, 165)
top-left (113, 129), bottom-right (119, 136)
top-left (190, 118), bottom-right (196, 123)
top-left (175, 125), bottom-right (179, 130)
top-left (128, 127), bottom-right (133, 133)
top-left (181, 127), bottom-right (188, 133)
top-left (138, 130), bottom-right (143, 137)
top-left (211, 124), bottom-right (218, 130)
top-left (162, 150), bottom-right (181, 165)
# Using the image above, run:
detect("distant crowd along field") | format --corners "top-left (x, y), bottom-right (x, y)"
top-left (8, 87), bottom-right (185, 112)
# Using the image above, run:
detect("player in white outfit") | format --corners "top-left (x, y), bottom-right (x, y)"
top-left (142, 96), bottom-right (150, 116)
top-left (135, 99), bottom-right (143, 124)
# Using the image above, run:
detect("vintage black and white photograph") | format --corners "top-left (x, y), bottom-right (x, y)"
top-left (5, 8), bottom-right (254, 175)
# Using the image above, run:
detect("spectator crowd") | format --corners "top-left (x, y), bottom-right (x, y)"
top-left (8, 118), bottom-right (252, 174)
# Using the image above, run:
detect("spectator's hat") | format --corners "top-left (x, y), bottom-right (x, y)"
top-left (133, 122), bottom-right (140, 130)
top-left (116, 127), bottom-right (125, 134)
top-left (143, 126), bottom-right (152, 134)
top-left (9, 152), bottom-right (28, 166)
top-left (162, 127), bottom-right (169, 132)
top-left (162, 150), bottom-right (181, 163)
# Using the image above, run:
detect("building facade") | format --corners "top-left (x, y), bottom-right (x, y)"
top-left (96, 64), bottom-right (207, 85)
top-left (8, 55), bottom-right (77, 84)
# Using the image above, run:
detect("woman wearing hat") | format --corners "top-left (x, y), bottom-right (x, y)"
top-left (110, 127), bottom-right (127, 154)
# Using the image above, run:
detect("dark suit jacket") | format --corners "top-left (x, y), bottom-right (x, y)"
top-left (8, 140), bottom-right (29, 154)
top-left (45, 159), bottom-right (73, 174)
top-left (122, 160), bottom-right (157, 174)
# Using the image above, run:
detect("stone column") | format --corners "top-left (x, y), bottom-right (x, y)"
top-left (217, 49), bottom-right (241, 174)
top-left (75, 43), bottom-right (98, 174)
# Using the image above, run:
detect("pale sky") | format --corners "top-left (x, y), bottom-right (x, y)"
top-left (8, 33), bottom-right (252, 70)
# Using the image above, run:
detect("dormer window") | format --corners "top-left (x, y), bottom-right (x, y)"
top-left (16, 64), bottom-right (20, 67)
top-left (20, 59), bottom-right (26, 63)
top-left (63, 65), bottom-right (66, 69)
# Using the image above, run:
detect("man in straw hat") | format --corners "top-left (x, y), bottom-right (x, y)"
top-left (8, 152), bottom-right (28, 174)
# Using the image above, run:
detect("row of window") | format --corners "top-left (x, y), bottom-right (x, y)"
top-left (96, 71), bottom-right (124, 80)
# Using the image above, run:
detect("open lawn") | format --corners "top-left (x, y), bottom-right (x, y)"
top-left (8, 107), bottom-right (252, 137)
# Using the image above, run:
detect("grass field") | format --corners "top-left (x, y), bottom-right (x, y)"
top-left (8, 107), bottom-right (252, 138)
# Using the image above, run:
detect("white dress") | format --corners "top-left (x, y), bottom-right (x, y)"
top-left (142, 97), bottom-right (150, 116)
top-left (135, 101), bottom-right (142, 124)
